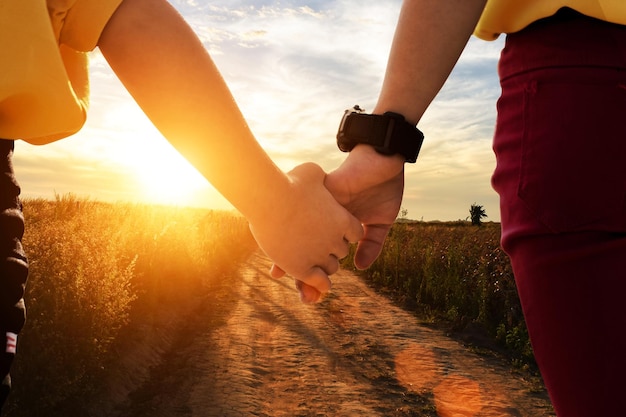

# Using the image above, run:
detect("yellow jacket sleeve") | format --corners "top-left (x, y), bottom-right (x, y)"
top-left (0, 0), bottom-right (122, 144)
top-left (475, 0), bottom-right (626, 40)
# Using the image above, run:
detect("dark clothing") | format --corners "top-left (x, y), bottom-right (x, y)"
top-left (493, 9), bottom-right (626, 416)
top-left (0, 140), bottom-right (28, 413)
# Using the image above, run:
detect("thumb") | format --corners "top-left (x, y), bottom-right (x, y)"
top-left (353, 224), bottom-right (391, 269)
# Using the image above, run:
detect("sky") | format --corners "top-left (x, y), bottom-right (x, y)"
top-left (13, 0), bottom-right (505, 222)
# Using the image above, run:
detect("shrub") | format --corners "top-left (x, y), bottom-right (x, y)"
top-left (5, 197), bottom-right (255, 416)
top-left (351, 221), bottom-right (534, 365)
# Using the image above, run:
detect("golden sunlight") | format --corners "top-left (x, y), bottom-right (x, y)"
top-left (91, 101), bottom-right (235, 210)
top-left (127, 136), bottom-right (210, 206)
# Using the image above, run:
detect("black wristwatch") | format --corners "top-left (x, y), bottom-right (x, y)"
top-left (336, 106), bottom-right (424, 163)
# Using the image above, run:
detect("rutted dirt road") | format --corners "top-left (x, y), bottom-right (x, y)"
top-left (110, 250), bottom-right (555, 417)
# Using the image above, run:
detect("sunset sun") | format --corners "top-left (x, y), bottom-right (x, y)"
top-left (127, 135), bottom-right (210, 206)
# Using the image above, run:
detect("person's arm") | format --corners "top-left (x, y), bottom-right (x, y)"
top-left (326, 0), bottom-right (487, 269)
top-left (97, 0), bottom-right (363, 302)
top-left (374, 0), bottom-right (487, 123)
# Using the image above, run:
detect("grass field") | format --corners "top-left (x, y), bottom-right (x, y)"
top-left (5, 198), bottom-right (532, 415)
top-left (349, 221), bottom-right (533, 368)
top-left (5, 196), bottom-right (256, 416)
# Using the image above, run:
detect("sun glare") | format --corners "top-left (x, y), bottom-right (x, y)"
top-left (127, 137), bottom-right (211, 207)
top-left (91, 100), bottom-right (236, 210)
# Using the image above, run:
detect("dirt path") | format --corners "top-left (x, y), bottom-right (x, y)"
top-left (112, 250), bottom-right (555, 417)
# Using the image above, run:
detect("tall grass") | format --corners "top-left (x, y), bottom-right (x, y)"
top-left (5, 197), bottom-right (534, 414)
top-left (354, 221), bottom-right (533, 366)
top-left (5, 196), bottom-right (255, 416)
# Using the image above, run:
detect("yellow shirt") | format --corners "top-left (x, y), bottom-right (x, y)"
top-left (475, 0), bottom-right (626, 40)
top-left (0, 0), bottom-right (122, 144)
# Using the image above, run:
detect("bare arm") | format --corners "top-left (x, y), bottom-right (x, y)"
top-left (326, 0), bottom-right (487, 269)
top-left (98, 0), bottom-right (363, 301)
top-left (98, 0), bottom-right (283, 222)
top-left (374, 0), bottom-right (487, 122)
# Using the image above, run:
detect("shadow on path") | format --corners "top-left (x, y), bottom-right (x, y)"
top-left (109, 250), bottom-right (554, 417)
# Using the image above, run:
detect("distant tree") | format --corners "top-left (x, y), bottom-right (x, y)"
top-left (398, 207), bottom-right (409, 220)
top-left (469, 203), bottom-right (487, 226)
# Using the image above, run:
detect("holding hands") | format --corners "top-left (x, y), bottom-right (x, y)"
top-left (269, 145), bottom-right (405, 302)
top-left (99, 0), bottom-right (405, 304)
top-left (325, 145), bottom-right (405, 270)
top-left (249, 162), bottom-right (363, 303)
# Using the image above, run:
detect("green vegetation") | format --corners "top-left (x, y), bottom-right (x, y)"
top-left (349, 221), bottom-right (534, 368)
top-left (5, 197), bottom-right (534, 415)
top-left (5, 196), bottom-right (256, 416)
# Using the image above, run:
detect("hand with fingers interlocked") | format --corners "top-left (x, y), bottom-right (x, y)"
top-left (269, 146), bottom-right (404, 302)
top-left (250, 162), bottom-right (364, 303)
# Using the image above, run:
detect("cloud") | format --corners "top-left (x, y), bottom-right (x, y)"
top-left (14, 0), bottom-right (505, 221)
top-left (170, 0), bottom-right (402, 165)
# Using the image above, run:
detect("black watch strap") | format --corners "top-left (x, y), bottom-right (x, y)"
top-left (336, 107), bottom-right (424, 163)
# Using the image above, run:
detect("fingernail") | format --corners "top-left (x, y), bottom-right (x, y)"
top-left (300, 286), bottom-right (322, 304)
top-left (299, 290), bottom-right (318, 304)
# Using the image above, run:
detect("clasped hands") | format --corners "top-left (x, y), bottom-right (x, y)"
top-left (249, 145), bottom-right (405, 303)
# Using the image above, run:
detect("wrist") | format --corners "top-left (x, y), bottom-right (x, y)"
top-left (246, 163), bottom-right (323, 229)
top-left (351, 144), bottom-right (405, 173)
top-left (239, 163), bottom-right (294, 227)
top-left (336, 106), bottom-right (423, 163)
top-left (326, 143), bottom-right (404, 214)
top-left (338, 144), bottom-right (404, 190)
top-left (371, 105), bottom-right (420, 126)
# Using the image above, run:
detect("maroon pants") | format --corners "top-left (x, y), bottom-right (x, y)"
top-left (492, 9), bottom-right (626, 416)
